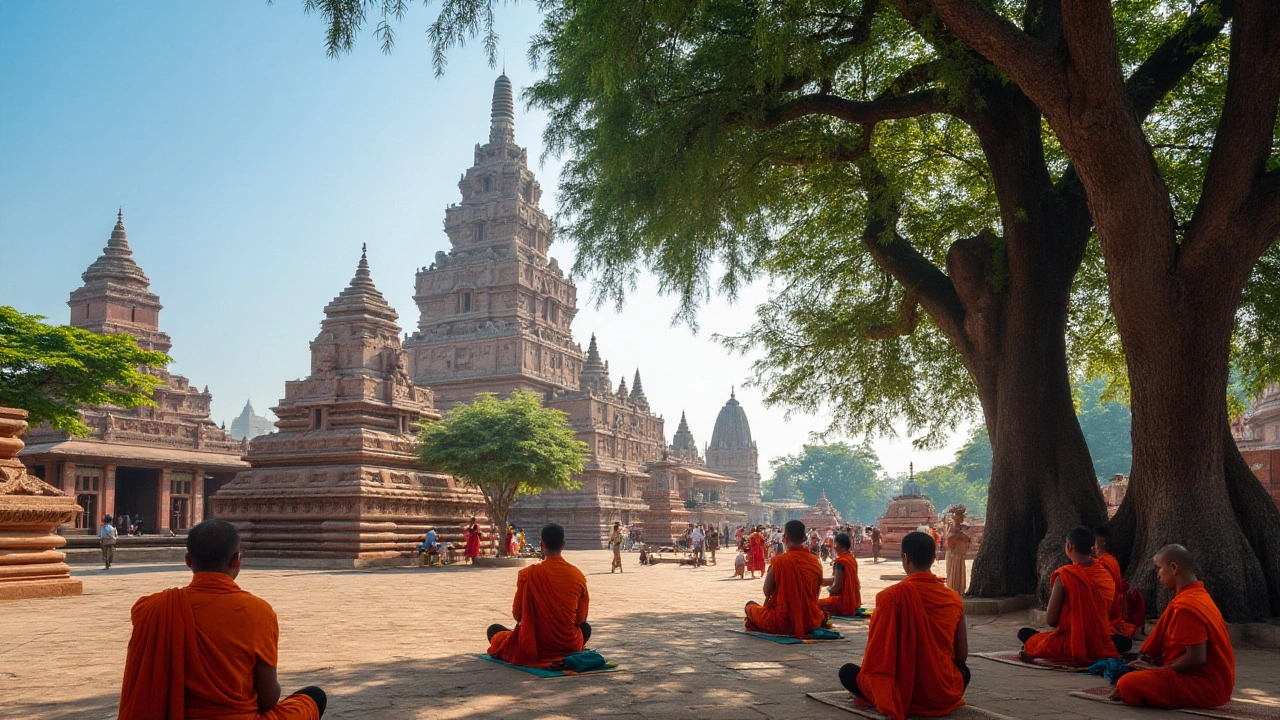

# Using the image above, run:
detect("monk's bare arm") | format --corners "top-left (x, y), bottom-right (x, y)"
top-left (953, 613), bottom-right (968, 664)
top-left (762, 566), bottom-right (776, 599)
top-left (1167, 642), bottom-right (1208, 673)
top-left (576, 583), bottom-right (590, 624)
top-left (1045, 578), bottom-right (1066, 627)
top-left (824, 564), bottom-right (843, 591)
top-left (253, 659), bottom-right (282, 712)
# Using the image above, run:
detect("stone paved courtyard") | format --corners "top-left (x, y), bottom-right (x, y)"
top-left (2, 551), bottom-right (1278, 720)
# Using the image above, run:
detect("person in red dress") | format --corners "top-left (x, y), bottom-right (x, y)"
top-left (746, 526), bottom-right (767, 579)
top-left (464, 517), bottom-right (481, 564)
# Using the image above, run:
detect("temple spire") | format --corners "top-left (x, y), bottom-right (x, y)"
top-left (489, 74), bottom-right (515, 144)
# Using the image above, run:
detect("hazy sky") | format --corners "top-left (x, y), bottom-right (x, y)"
top-left (0, 2), bottom-right (973, 479)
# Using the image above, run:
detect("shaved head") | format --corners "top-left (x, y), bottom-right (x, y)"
top-left (1155, 544), bottom-right (1195, 571)
top-left (186, 519), bottom-right (241, 573)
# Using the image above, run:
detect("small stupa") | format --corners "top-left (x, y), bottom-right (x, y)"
top-left (876, 463), bottom-right (939, 551)
top-left (800, 489), bottom-right (845, 530)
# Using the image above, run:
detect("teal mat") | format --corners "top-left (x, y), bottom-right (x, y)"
top-left (830, 611), bottom-right (872, 621)
top-left (731, 629), bottom-right (846, 644)
top-left (474, 653), bottom-right (620, 677)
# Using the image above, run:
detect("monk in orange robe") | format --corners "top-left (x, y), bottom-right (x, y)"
top-left (744, 519), bottom-right (826, 638)
top-left (119, 519), bottom-right (325, 720)
top-left (487, 522), bottom-right (591, 667)
top-left (1114, 544), bottom-right (1235, 709)
top-left (746, 527), bottom-right (767, 578)
top-left (1092, 524), bottom-right (1138, 638)
top-left (1018, 526), bottom-right (1129, 665)
top-left (819, 532), bottom-right (861, 617)
top-left (839, 531), bottom-right (968, 720)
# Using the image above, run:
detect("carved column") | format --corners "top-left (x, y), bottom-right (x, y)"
top-left (0, 406), bottom-right (83, 600)
top-left (103, 465), bottom-right (116, 527)
top-left (158, 468), bottom-right (172, 534)
top-left (192, 469), bottom-right (205, 526)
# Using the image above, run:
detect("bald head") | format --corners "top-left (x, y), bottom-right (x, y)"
top-left (186, 519), bottom-right (241, 574)
top-left (1154, 543), bottom-right (1198, 591)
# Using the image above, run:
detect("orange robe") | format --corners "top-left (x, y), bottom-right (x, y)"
top-left (818, 551), bottom-right (861, 616)
top-left (119, 572), bottom-right (319, 720)
top-left (746, 532), bottom-right (766, 573)
top-left (1022, 561), bottom-right (1118, 665)
top-left (487, 554), bottom-right (589, 667)
top-left (745, 547), bottom-right (825, 638)
top-left (1116, 581), bottom-right (1235, 709)
top-left (1095, 552), bottom-right (1138, 637)
top-left (857, 574), bottom-right (965, 720)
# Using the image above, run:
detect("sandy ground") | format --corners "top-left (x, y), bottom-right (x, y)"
top-left (1, 551), bottom-right (1277, 719)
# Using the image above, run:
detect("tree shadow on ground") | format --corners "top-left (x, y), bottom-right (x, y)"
top-left (12, 609), bottom-right (863, 720)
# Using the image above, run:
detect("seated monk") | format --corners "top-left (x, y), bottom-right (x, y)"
top-left (819, 532), bottom-right (861, 617)
top-left (119, 519), bottom-right (326, 720)
top-left (487, 523), bottom-right (591, 667)
top-left (1093, 524), bottom-right (1139, 638)
top-left (1114, 544), bottom-right (1235, 709)
top-left (839, 532), bottom-right (968, 720)
top-left (744, 519), bottom-right (826, 638)
top-left (1018, 526), bottom-right (1131, 665)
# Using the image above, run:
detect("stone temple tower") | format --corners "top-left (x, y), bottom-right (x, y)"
top-left (706, 389), bottom-right (766, 522)
top-left (68, 210), bottom-right (171, 354)
top-left (406, 74), bottom-right (584, 408)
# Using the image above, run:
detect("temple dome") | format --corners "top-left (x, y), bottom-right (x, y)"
top-left (901, 480), bottom-right (922, 498)
top-left (710, 389), bottom-right (753, 451)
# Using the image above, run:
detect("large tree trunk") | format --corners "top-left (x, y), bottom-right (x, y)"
top-left (1222, 424), bottom-right (1280, 616)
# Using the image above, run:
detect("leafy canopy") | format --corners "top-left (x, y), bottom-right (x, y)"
top-left (417, 390), bottom-right (589, 526)
top-left (767, 441), bottom-right (887, 524)
top-left (0, 306), bottom-right (168, 436)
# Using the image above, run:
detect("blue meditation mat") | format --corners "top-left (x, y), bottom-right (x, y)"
top-left (474, 653), bottom-right (620, 677)
top-left (829, 608), bottom-right (873, 621)
top-left (731, 628), bottom-right (846, 644)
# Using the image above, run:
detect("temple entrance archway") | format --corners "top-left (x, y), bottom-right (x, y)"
top-left (114, 467), bottom-right (160, 534)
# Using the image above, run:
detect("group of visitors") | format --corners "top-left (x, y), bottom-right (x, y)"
top-left (115, 512), bottom-right (1238, 720)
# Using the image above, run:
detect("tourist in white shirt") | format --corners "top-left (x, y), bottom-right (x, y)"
top-left (98, 515), bottom-right (118, 569)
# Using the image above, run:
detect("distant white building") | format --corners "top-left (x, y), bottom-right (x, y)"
top-left (229, 400), bottom-right (275, 441)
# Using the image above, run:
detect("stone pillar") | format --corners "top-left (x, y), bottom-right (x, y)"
top-left (158, 468), bottom-right (172, 534)
top-left (192, 470), bottom-right (205, 526)
top-left (0, 406), bottom-right (83, 601)
top-left (102, 465), bottom-right (116, 526)
top-left (61, 462), bottom-right (76, 496)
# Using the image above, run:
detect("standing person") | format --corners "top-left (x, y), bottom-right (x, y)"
top-left (945, 506), bottom-right (972, 595)
top-left (691, 524), bottom-right (706, 567)
top-left (733, 547), bottom-right (747, 579)
top-left (736, 525), bottom-right (745, 551)
top-left (99, 514), bottom-right (118, 569)
top-left (119, 520), bottom-right (325, 720)
top-left (746, 526), bottom-right (767, 579)
top-left (871, 526), bottom-right (883, 563)
top-left (707, 527), bottom-right (720, 565)
top-left (609, 522), bottom-right (624, 573)
top-left (464, 517), bottom-right (481, 565)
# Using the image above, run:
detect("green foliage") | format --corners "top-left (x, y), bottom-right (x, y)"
top-left (1075, 379), bottom-right (1133, 481)
top-left (0, 306), bottom-right (167, 436)
top-left (768, 442), bottom-right (888, 524)
top-left (913, 463), bottom-right (987, 516)
top-left (417, 390), bottom-right (589, 549)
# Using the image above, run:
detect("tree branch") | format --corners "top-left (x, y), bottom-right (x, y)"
top-left (758, 89), bottom-right (947, 131)
top-left (866, 290), bottom-right (921, 340)
top-left (1124, 0), bottom-right (1233, 122)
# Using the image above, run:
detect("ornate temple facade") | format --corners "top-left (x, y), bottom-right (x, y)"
top-left (706, 390), bottom-right (769, 524)
top-left (405, 74), bottom-right (583, 408)
top-left (19, 213), bottom-right (247, 534)
top-left (1229, 386), bottom-right (1280, 512)
top-left (211, 250), bottom-right (488, 567)
top-left (228, 399), bottom-right (275, 441)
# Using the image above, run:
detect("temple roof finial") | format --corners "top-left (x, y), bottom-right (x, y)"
top-left (117, 207), bottom-right (123, 223)
top-left (490, 74), bottom-right (515, 144)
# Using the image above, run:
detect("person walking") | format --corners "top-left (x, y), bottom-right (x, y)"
top-left (609, 522), bottom-right (624, 573)
top-left (870, 526), bottom-right (883, 563)
top-left (707, 527), bottom-right (720, 565)
top-left (691, 524), bottom-right (707, 567)
top-left (99, 515), bottom-right (118, 569)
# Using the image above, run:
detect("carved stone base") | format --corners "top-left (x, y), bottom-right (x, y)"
top-left (0, 407), bottom-right (84, 602)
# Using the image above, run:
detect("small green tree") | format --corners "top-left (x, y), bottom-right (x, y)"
top-left (769, 442), bottom-right (887, 524)
top-left (0, 306), bottom-right (168, 436)
top-left (417, 390), bottom-right (589, 555)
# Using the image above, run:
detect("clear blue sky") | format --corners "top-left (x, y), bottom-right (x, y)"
top-left (0, 1), bottom-right (969, 479)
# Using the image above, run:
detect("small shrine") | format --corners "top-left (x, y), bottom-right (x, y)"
top-left (0, 407), bottom-right (83, 600)
top-left (638, 457), bottom-right (691, 546)
top-left (800, 489), bottom-right (845, 530)
top-left (876, 465), bottom-right (939, 551)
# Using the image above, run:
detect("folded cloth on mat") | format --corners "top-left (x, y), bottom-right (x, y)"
top-left (974, 650), bottom-right (1090, 672)
top-left (1085, 658), bottom-right (1134, 685)
top-left (806, 691), bottom-right (1018, 719)
top-left (475, 653), bottom-right (619, 677)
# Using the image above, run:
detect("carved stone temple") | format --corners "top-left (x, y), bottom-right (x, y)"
top-left (404, 75), bottom-right (667, 548)
top-left (877, 474), bottom-right (940, 551)
top-left (1, 407), bottom-right (83, 601)
top-left (800, 489), bottom-right (845, 531)
top-left (210, 249), bottom-right (487, 567)
top-left (19, 213), bottom-right (247, 535)
top-left (706, 390), bottom-right (769, 525)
